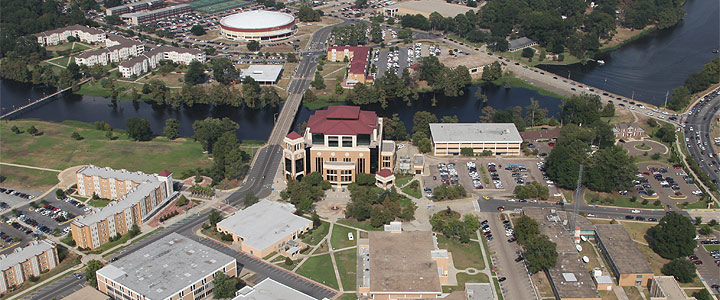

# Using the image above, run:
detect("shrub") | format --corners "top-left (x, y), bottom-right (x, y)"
top-left (27, 126), bottom-right (39, 136)
top-left (176, 195), bottom-right (188, 206)
top-left (284, 257), bottom-right (293, 265)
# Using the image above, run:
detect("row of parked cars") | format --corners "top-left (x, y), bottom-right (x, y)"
top-left (437, 163), bottom-right (459, 185)
top-left (0, 232), bottom-right (15, 244)
top-left (467, 162), bottom-right (483, 189)
top-left (35, 204), bottom-right (75, 223)
top-left (488, 163), bottom-right (503, 189)
top-left (0, 187), bottom-right (34, 200)
top-left (16, 215), bottom-right (52, 235)
top-left (62, 197), bottom-right (89, 210)
top-left (481, 219), bottom-right (493, 241)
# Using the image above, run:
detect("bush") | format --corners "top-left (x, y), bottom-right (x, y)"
top-left (71, 131), bottom-right (82, 140)
top-left (651, 153), bottom-right (661, 160)
top-left (55, 189), bottom-right (65, 199)
top-left (221, 232), bottom-right (233, 241)
top-left (285, 257), bottom-right (293, 265)
top-left (641, 199), bottom-right (649, 205)
top-left (653, 200), bottom-right (661, 206)
top-left (176, 195), bottom-right (188, 206)
top-left (661, 258), bottom-right (696, 283)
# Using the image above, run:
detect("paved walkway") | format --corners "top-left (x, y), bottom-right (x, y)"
top-left (0, 162), bottom-right (61, 172)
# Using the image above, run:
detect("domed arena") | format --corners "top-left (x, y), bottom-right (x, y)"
top-left (219, 10), bottom-right (296, 42)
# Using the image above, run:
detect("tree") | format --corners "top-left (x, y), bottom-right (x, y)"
top-left (247, 40), bottom-right (260, 52)
top-left (692, 289), bottom-right (713, 300)
top-left (412, 111), bottom-right (437, 136)
top-left (208, 209), bottom-right (222, 226)
top-left (184, 60), bottom-right (205, 84)
top-left (213, 271), bottom-right (238, 298)
top-left (176, 195), bottom-right (188, 206)
top-left (601, 103), bottom-right (615, 117)
top-left (298, 5), bottom-right (322, 22)
top-left (655, 124), bottom-right (676, 144)
top-left (461, 148), bottom-right (474, 156)
top-left (11, 126), bottom-right (20, 134)
top-left (286, 53), bottom-right (298, 63)
top-left (85, 260), bottom-right (104, 288)
top-left (355, 0), bottom-right (367, 8)
top-left (55, 189), bottom-right (65, 199)
top-left (481, 62), bottom-right (502, 82)
top-left (311, 211), bottom-right (322, 227)
top-left (514, 216), bottom-right (540, 245)
top-left (71, 131), bottom-right (82, 140)
top-left (584, 145), bottom-right (637, 192)
top-left (524, 235), bottom-right (558, 273)
top-left (311, 71), bottom-right (325, 89)
top-left (27, 126), bottom-right (38, 136)
top-left (521, 47), bottom-right (535, 59)
top-left (243, 193), bottom-right (259, 207)
top-left (192, 118), bottom-right (239, 153)
top-left (698, 224), bottom-right (713, 235)
top-left (661, 258), bottom-right (697, 283)
top-left (163, 118), bottom-right (180, 140)
top-left (210, 58), bottom-right (239, 85)
top-left (126, 117), bottom-right (153, 141)
top-left (649, 212), bottom-right (697, 259)
top-left (190, 25), bottom-right (206, 36)
top-left (383, 114), bottom-right (409, 140)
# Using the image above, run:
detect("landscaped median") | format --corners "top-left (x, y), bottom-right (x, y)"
top-left (585, 190), bottom-right (663, 209)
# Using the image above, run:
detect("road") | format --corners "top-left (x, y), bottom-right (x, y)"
top-left (684, 91), bottom-right (720, 187)
top-left (477, 198), bottom-right (687, 220)
top-left (29, 20), bottom-right (351, 300)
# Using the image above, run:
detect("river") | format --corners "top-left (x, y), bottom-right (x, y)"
top-left (1, 0), bottom-right (716, 138)
top-left (539, 0), bottom-right (719, 106)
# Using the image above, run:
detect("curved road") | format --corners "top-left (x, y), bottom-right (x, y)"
top-left (684, 91), bottom-right (720, 187)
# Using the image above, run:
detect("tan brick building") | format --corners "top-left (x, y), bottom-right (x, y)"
top-left (215, 200), bottom-right (312, 258)
top-left (283, 106), bottom-right (395, 186)
top-left (595, 224), bottom-right (653, 286)
top-left (327, 46), bottom-right (371, 86)
top-left (72, 166), bottom-right (174, 250)
top-left (0, 240), bottom-right (59, 293)
top-left (429, 123), bottom-right (523, 156)
top-left (358, 227), bottom-right (449, 299)
top-left (97, 233), bottom-right (236, 300)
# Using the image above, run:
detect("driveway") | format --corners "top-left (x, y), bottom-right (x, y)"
top-left (623, 140), bottom-right (668, 156)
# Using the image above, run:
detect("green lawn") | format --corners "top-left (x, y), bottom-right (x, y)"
top-left (401, 180), bottom-right (422, 199)
top-left (334, 248), bottom-right (357, 291)
top-left (442, 273), bottom-right (489, 293)
top-left (337, 294), bottom-right (358, 300)
top-left (680, 200), bottom-right (711, 209)
top-left (486, 73), bottom-right (565, 99)
top-left (88, 199), bottom-right (111, 207)
top-left (47, 56), bottom-right (72, 67)
top-left (302, 221), bottom-right (329, 246)
top-left (635, 144), bottom-right (652, 150)
top-left (436, 235), bottom-right (485, 270)
top-left (1, 120), bottom-right (212, 177)
top-left (494, 277), bottom-right (504, 300)
top-left (704, 244), bottom-right (720, 251)
top-left (0, 164), bottom-right (59, 193)
top-left (102, 227), bottom-right (164, 257)
top-left (337, 219), bottom-right (383, 231)
top-left (296, 253), bottom-right (339, 289)
top-left (330, 224), bottom-right (356, 250)
top-left (585, 191), bottom-right (663, 209)
top-left (395, 175), bottom-right (413, 187)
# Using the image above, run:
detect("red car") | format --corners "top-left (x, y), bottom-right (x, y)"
top-left (694, 260), bottom-right (703, 265)
top-left (497, 206), bottom-right (505, 211)
top-left (548, 142), bottom-right (555, 147)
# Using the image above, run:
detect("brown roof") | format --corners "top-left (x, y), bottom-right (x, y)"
top-left (368, 231), bottom-right (442, 294)
top-left (594, 224), bottom-right (653, 275)
top-left (519, 127), bottom-right (561, 141)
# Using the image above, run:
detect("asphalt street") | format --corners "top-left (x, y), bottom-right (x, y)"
top-left (684, 91), bottom-right (720, 186)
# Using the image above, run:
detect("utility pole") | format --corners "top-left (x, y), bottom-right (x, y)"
top-left (569, 164), bottom-right (583, 232)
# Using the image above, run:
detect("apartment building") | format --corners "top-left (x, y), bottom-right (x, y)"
top-left (595, 224), bottom-right (653, 286)
top-left (106, 0), bottom-right (164, 16)
top-left (0, 240), bottom-right (59, 293)
top-left (74, 35), bottom-right (144, 67)
top-left (282, 105), bottom-right (395, 186)
top-left (232, 278), bottom-right (320, 300)
top-left (327, 46), bottom-right (371, 86)
top-left (358, 225), bottom-right (448, 299)
top-left (118, 46), bottom-right (205, 78)
top-left (97, 233), bottom-right (237, 300)
top-left (429, 123), bottom-right (523, 156)
top-left (33, 25), bottom-right (106, 47)
top-left (72, 166), bottom-right (173, 249)
top-left (121, 4), bottom-right (192, 25)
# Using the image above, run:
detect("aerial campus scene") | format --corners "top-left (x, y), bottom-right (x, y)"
top-left (0, 0), bottom-right (719, 299)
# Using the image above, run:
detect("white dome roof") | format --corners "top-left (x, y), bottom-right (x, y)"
top-left (220, 10), bottom-right (295, 30)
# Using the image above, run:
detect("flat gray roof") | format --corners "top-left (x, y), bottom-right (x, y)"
top-left (465, 283), bottom-right (494, 300)
top-left (383, 0), bottom-right (477, 17)
top-left (652, 276), bottom-right (693, 299)
top-left (97, 233), bottom-right (235, 300)
top-left (509, 37), bottom-right (535, 50)
top-left (216, 200), bottom-right (311, 251)
top-left (232, 278), bottom-right (317, 300)
top-left (240, 65), bottom-right (283, 83)
top-left (78, 165), bottom-right (157, 183)
top-left (429, 123), bottom-right (522, 144)
top-left (121, 4), bottom-right (190, 18)
top-left (594, 224), bottom-right (653, 274)
top-left (0, 240), bottom-right (55, 271)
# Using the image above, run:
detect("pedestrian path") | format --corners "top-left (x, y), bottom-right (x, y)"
top-left (0, 162), bottom-right (61, 172)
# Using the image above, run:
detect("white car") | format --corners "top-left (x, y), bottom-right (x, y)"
top-left (553, 193), bottom-right (562, 197)
top-left (586, 213), bottom-right (596, 217)
top-left (631, 209), bottom-right (640, 214)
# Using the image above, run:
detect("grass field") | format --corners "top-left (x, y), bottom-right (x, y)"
top-left (337, 294), bottom-right (358, 300)
top-left (334, 249), bottom-right (357, 291)
top-left (296, 253), bottom-right (339, 289)
top-left (585, 191), bottom-right (664, 209)
top-left (302, 221), bottom-right (329, 246)
top-left (194, 0), bottom-right (250, 13)
top-left (88, 199), bottom-right (111, 207)
top-left (704, 244), bottom-right (720, 251)
top-left (330, 224), bottom-right (356, 250)
top-left (442, 272), bottom-right (489, 293)
top-left (47, 56), bottom-right (73, 67)
top-left (337, 218), bottom-right (383, 231)
top-left (0, 164), bottom-right (59, 192)
top-left (436, 235), bottom-right (485, 270)
top-left (401, 180), bottom-right (422, 199)
top-left (0, 120), bottom-right (212, 177)
top-left (395, 175), bottom-right (413, 187)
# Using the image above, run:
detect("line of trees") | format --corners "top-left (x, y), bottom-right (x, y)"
top-left (136, 77), bottom-right (281, 109)
top-left (513, 216), bottom-right (558, 273)
top-left (667, 57), bottom-right (719, 111)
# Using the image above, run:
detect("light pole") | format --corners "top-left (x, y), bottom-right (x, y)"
top-left (603, 78), bottom-right (607, 91)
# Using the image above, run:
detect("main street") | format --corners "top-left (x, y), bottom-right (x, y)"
top-left (27, 20), bottom-right (350, 300)
top-left (684, 91), bottom-right (720, 186)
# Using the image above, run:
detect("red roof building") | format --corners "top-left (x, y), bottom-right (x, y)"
top-left (158, 170), bottom-right (172, 177)
top-left (307, 106), bottom-right (378, 136)
top-left (327, 46), bottom-right (372, 86)
top-left (286, 131), bottom-right (303, 140)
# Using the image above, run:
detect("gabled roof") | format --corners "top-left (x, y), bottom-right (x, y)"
top-left (307, 106), bottom-right (378, 135)
top-left (329, 46), bottom-right (370, 75)
top-left (286, 131), bottom-right (302, 140)
top-left (376, 169), bottom-right (393, 177)
top-left (158, 170), bottom-right (172, 177)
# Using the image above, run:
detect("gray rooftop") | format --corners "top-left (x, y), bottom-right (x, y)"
top-left (465, 283), bottom-right (494, 300)
top-left (429, 123), bottom-right (522, 143)
top-left (652, 276), bottom-right (693, 299)
top-left (232, 278), bottom-right (318, 300)
top-left (121, 4), bottom-right (190, 18)
top-left (240, 65), bottom-right (283, 83)
top-left (216, 200), bottom-right (311, 251)
top-left (97, 233), bottom-right (235, 300)
top-left (74, 180), bottom-right (162, 226)
top-left (508, 37), bottom-right (536, 50)
top-left (108, 0), bottom-right (163, 13)
top-left (594, 224), bottom-right (653, 275)
top-left (0, 240), bottom-right (55, 271)
top-left (78, 165), bottom-right (157, 183)
top-left (383, 0), bottom-right (477, 17)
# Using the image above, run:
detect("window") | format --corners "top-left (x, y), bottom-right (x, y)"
top-left (343, 158), bottom-right (351, 162)
top-left (357, 158), bottom-right (366, 173)
top-left (295, 158), bottom-right (304, 173)
top-left (357, 134), bottom-right (370, 145)
top-left (330, 157), bottom-right (337, 162)
top-left (342, 137), bottom-right (353, 147)
top-left (328, 136), bottom-right (339, 147)
top-left (636, 275), bottom-right (643, 279)
top-left (326, 170), bottom-right (337, 182)
top-left (285, 158), bottom-right (292, 172)
top-left (312, 133), bottom-right (324, 145)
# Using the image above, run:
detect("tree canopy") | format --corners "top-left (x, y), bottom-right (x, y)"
top-left (126, 117), bottom-right (153, 141)
top-left (280, 173), bottom-right (331, 214)
top-left (649, 212), bottom-right (697, 259)
top-left (661, 258), bottom-right (697, 283)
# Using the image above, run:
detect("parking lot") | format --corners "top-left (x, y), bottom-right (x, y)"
top-left (0, 187), bottom-right (38, 207)
top-left (422, 156), bottom-right (563, 201)
top-left (374, 42), bottom-right (443, 78)
top-left (693, 238), bottom-right (720, 293)
top-left (630, 162), bottom-right (703, 207)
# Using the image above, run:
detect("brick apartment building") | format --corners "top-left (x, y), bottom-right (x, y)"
top-left (96, 233), bottom-right (236, 300)
top-left (0, 240), bottom-right (59, 293)
top-left (282, 105), bottom-right (395, 186)
top-left (71, 166), bottom-right (174, 249)
top-left (327, 46), bottom-right (372, 86)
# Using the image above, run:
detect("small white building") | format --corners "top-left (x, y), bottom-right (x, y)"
top-left (240, 65), bottom-right (284, 85)
top-left (429, 123), bottom-right (523, 156)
